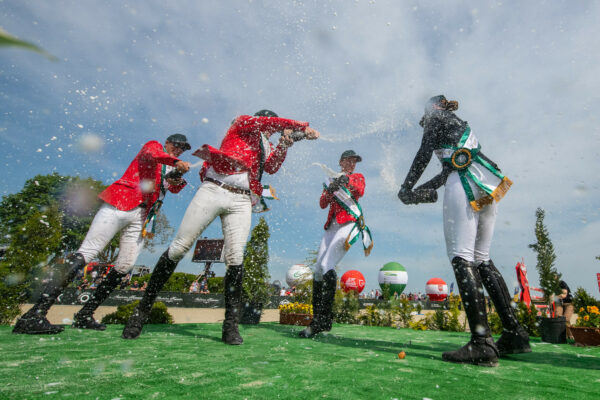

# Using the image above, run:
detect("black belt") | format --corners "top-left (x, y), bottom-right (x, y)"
top-left (204, 177), bottom-right (251, 196)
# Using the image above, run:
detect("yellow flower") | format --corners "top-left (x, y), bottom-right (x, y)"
top-left (583, 315), bottom-right (590, 321)
top-left (580, 307), bottom-right (585, 313)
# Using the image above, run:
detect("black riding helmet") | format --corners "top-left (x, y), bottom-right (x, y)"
top-left (254, 109), bottom-right (279, 118)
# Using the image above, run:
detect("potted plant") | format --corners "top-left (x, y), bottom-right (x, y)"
top-left (241, 217), bottom-right (271, 324)
top-left (570, 305), bottom-right (600, 346)
top-left (570, 287), bottom-right (600, 346)
top-left (529, 208), bottom-right (566, 343)
top-left (279, 302), bottom-right (314, 326)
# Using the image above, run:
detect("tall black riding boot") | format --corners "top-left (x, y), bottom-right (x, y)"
top-left (298, 279), bottom-right (324, 338)
top-left (320, 270), bottom-right (337, 332)
top-left (122, 251), bottom-right (178, 339)
top-left (222, 264), bottom-right (244, 345)
top-left (13, 253), bottom-right (86, 334)
top-left (442, 257), bottom-right (499, 367)
top-left (478, 260), bottom-right (531, 356)
top-left (73, 268), bottom-right (127, 331)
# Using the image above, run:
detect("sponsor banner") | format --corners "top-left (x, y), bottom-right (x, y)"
top-left (53, 289), bottom-right (452, 310)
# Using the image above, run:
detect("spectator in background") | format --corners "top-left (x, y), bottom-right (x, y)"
top-left (279, 287), bottom-right (286, 297)
top-left (76, 278), bottom-right (89, 294)
top-left (130, 280), bottom-right (140, 291)
top-left (140, 282), bottom-right (148, 291)
top-left (199, 277), bottom-right (209, 294)
top-left (119, 274), bottom-right (131, 290)
top-left (556, 277), bottom-right (574, 336)
top-left (189, 280), bottom-right (199, 293)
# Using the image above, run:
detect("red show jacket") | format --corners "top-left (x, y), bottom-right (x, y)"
top-left (199, 115), bottom-right (309, 196)
top-left (320, 173), bottom-right (365, 230)
top-left (98, 140), bottom-right (186, 211)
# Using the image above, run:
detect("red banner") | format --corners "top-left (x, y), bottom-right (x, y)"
top-left (597, 273), bottom-right (600, 294)
top-left (516, 261), bottom-right (531, 307)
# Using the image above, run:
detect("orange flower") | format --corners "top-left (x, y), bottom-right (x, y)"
top-left (583, 315), bottom-right (590, 321)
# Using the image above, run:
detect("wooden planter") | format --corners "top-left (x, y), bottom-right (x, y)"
top-left (570, 326), bottom-right (600, 346)
top-left (279, 312), bottom-right (313, 326)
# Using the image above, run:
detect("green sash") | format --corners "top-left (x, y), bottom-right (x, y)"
top-left (439, 127), bottom-right (512, 211)
top-left (325, 182), bottom-right (374, 256)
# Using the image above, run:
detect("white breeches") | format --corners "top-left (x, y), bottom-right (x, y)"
top-left (443, 171), bottom-right (497, 263)
top-left (77, 203), bottom-right (146, 273)
top-left (314, 220), bottom-right (354, 281)
top-left (168, 182), bottom-right (252, 266)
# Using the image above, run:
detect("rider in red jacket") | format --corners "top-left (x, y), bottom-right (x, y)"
top-left (13, 134), bottom-right (191, 335)
top-left (300, 150), bottom-right (368, 338)
top-left (123, 110), bottom-right (320, 345)
top-left (197, 114), bottom-right (312, 197)
top-left (99, 140), bottom-right (187, 210)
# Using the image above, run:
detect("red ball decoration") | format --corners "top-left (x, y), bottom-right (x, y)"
top-left (425, 277), bottom-right (448, 301)
top-left (340, 270), bottom-right (366, 293)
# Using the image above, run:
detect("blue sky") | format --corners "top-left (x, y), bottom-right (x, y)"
top-left (1, 0), bottom-right (599, 296)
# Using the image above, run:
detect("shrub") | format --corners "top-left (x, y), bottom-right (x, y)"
top-left (572, 287), bottom-right (600, 312)
top-left (101, 300), bottom-right (173, 324)
top-left (333, 289), bottom-right (359, 324)
top-left (488, 301), bottom-right (540, 337)
top-left (358, 304), bottom-right (394, 327)
top-left (516, 302), bottom-right (540, 337)
top-left (418, 296), bottom-right (465, 332)
top-left (393, 298), bottom-right (415, 328)
top-left (163, 272), bottom-right (198, 292)
top-left (488, 311), bottom-right (503, 335)
top-left (242, 217), bottom-right (271, 305)
top-left (205, 276), bottom-right (223, 294)
top-left (293, 279), bottom-right (313, 305)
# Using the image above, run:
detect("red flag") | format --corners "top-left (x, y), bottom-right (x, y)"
top-left (516, 261), bottom-right (531, 307)
top-left (597, 273), bottom-right (600, 294)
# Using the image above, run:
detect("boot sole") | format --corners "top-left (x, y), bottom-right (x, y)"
top-left (72, 324), bottom-right (107, 331)
top-left (499, 347), bottom-right (532, 357)
top-left (12, 327), bottom-right (64, 335)
top-left (222, 337), bottom-right (243, 345)
top-left (442, 357), bottom-right (499, 367)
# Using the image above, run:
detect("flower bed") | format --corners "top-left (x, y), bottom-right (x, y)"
top-left (279, 302), bottom-right (313, 326)
top-left (572, 305), bottom-right (600, 346)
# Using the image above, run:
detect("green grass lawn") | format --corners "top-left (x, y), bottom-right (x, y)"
top-left (1, 322), bottom-right (599, 399)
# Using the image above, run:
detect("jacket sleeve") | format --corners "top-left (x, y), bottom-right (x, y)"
top-left (347, 173), bottom-right (365, 199)
top-left (140, 141), bottom-right (181, 167)
top-left (235, 115), bottom-right (310, 136)
top-left (264, 142), bottom-right (288, 174)
top-left (166, 179), bottom-right (187, 194)
top-left (320, 189), bottom-right (333, 209)
top-left (401, 127), bottom-right (435, 191)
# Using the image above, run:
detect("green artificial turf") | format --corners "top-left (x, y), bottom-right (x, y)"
top-left (1, 323), bottom-right (599, 399)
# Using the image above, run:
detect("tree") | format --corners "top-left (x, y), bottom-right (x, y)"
top-left (0, 206), bottom-right (62, 324)
top-left (0, 173), bottom-right (105, 255)
top-left (242, 217), bottom-right (271, 305)
top-left (528, 208), bottom-right (561, 307)
top-left (0, 173), bottom-right (173, 323)
top-left (0, 173), bottom-right (172, 265)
